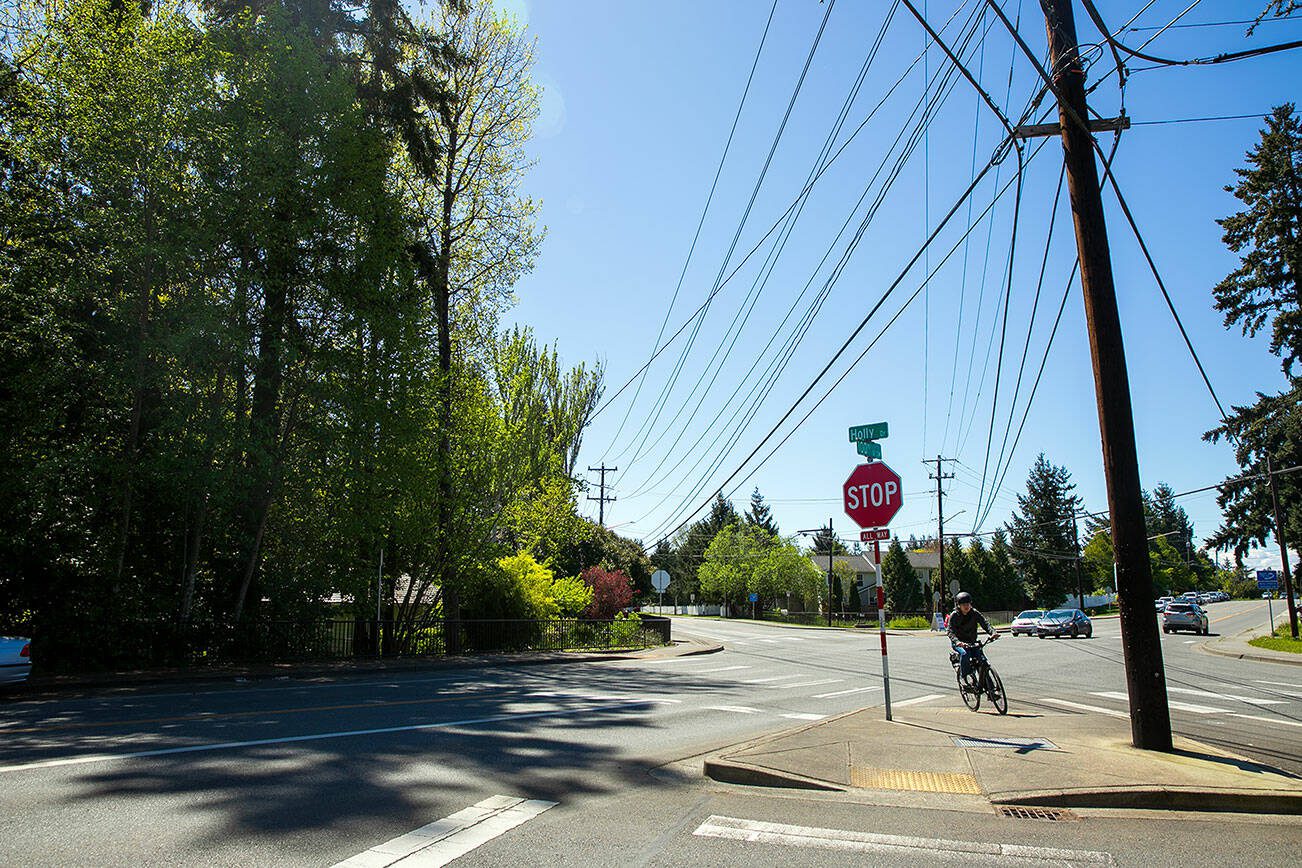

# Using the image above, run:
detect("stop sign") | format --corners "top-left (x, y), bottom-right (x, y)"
top-left (843, 462), bottom-right (903, 528)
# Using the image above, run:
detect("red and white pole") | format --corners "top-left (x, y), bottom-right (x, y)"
top-left (874, 539), bottom-right (892, 721)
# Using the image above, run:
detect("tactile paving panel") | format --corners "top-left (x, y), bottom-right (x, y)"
top-left (849, 767), bottom-right (982, 794)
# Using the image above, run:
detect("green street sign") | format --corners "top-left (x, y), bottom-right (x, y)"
top-left (856, 440), bottom-right (882, 459)
top-left (848, 422), bottom-right (889, 443)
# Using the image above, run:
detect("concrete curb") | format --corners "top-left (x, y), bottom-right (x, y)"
top-left (702, 757), bottom-right (843, 791)
top-left (1199, 624), bottom-right (1302, 667)
top-left (993, 786), bottom-right (1302, 814)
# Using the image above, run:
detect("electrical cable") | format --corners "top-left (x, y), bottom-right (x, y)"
top-left (1079, 0), bottom-right (1302, 66)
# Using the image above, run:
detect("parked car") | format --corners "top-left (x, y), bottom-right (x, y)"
top-left (1196, 593), bottom-right (1214, 605)
top-left (1155, 596), bottom-right (1173, 612)
top-left (1009, 610), bottom-right (1045, 636)
top-left (1036, 608), bottom-right (1093, 639)
top-left (0, 636), bottom-right (32, 686)
top-left (1162, 601), bottom-right (1209, 635)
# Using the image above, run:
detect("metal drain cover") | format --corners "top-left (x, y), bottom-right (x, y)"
top-left (997, 805), bottom-right (1079, 822)
top-left (951, 736), bottom-right (1059, 751)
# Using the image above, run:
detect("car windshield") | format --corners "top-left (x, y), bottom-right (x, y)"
top-left (1045, 610), bottom-right (1072, 620)
top-left (1016, 610), bottom-right (1043, 619)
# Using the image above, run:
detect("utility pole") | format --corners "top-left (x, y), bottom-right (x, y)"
top-left (826, 518), bottom-right (835, 627)
top-left (587, 465), bottom-right (617, 527)
top-left (1266, 453), bottom-right (1298, 639)
top-left (1070, 511), bottom-right (1085, 611)
top-left (927, 456), bottom-right (955, 614)
top-left (1040, 0), bottom-right (1171, 751)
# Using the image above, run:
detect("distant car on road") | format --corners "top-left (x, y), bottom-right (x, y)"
top-left (0, 636), bottom-right (31, 686)
top-left (1155, 596), bottom-right (1173, 612)
top-left (1009, 610), bottom-right (1045, 637)
top-left (1162, 601), bottom-right (1209, 635)
top-left (1036, 609), bottom-right (1092, 639)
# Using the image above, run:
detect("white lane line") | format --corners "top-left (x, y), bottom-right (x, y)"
top-left (780, 713), bottom-right (826, 721)
top-left (1256, 679), bottom-right (1300, 688)
top-left (1040, 698), bottom-right (1129, 719)
top-left (706, 706), bottom-right (761, 714)
top-left (0, 699), bottom-right (665, 775)
top-left (760, 679), bottom-right (843, 691)
top-left (1227, 712), bottom-right (1302, 729)
top-left (741, 674), bottom-right (804, 684)
top-left (892, 694), bottom-right (945, 708)
top-left (334, 795), bottom-right (556, 868)
top-left (813, 686), bottom-right (880, 699)
top-left (693, 816), bottom-right (1114, 866)
top-left (694, 665), bottom-right (751, 674)
top-left (786, 679), bottom-right (843, 689)
top-left (1166, 686), bottom-right (1285, 706)
top-left (1091, 692), bottom-right (1231, 715)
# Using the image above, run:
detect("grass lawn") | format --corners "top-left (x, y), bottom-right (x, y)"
top-left (1248, 623), bottom-right (1302, 654)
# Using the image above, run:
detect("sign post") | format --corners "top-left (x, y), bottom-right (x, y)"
top-left (1258, 570), bottom-right (1279, 635)
top-left (843, 424), bottom-right (901, 721)
top-left (651, 570), bottom-right (670, 614)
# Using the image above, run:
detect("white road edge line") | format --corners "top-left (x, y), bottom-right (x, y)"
top-left (692, 816), bottom-right (1114, 866)
top-left (741, 675), bottom-right (804, 684)
top-left (0, 699), bottom-right (666, 775)
top-left (892, 694), bottom-right (945, 708)
top-left (333, 795), bottom-right (556, 868)
top-left (694, 665), bottom-right (751, 673)
top-left (813, 686), bottom-right (881, 699)
top-left (705, 706), bottom-right (761, 714)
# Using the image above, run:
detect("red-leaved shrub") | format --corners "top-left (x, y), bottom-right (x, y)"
top-left (580, 566), bottom-right (633, 619)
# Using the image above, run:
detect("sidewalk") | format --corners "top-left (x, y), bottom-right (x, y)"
top-left (1202, 618), bottom-right (1302, 667)
top-left (12, 636), bottom-right (722, 695)
top-left (704, 699), bottom-right (1302, 814)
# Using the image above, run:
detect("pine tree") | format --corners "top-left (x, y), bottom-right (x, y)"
top-left (1006, 454), bottom-right (1082, 608)
top-left (810, 525), bottom-right (849, 556)
top-left (944, 538), bottom-right (981, 605)
top-left (744, 487), bottom-right (779, 537)
top-left (987, 530), bottom-right (1027, 610)
top-left (882, 538), bottom-right (923, 612)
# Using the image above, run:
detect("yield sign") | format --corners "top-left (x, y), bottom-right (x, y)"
top-left (843, 462), bottom-right (903, 529)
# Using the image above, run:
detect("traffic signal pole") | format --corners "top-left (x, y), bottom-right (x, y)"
top-left (1040, 0), bottom-right (1172, 750)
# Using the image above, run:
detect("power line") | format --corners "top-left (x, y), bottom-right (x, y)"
top-left (1079, 0), bottom-right (1302, 66)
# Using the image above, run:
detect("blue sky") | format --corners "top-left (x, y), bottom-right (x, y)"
top-left (496, 0), bottom-right (1300, 572)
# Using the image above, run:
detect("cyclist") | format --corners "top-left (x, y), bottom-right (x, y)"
top-left (947, 591), bottom-right (997, 691)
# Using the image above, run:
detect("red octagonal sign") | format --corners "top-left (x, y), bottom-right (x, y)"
top-left (843, 462), bottom-right (903, 529)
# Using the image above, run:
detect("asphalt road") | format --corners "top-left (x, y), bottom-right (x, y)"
top-left (0, 600), bottom-right (1297, 866)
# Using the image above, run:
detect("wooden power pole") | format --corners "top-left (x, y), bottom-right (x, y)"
top-left (1040, 0), bottom-right (1172, 750)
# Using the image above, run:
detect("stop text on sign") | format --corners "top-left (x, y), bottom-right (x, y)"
top-left (846, 480), bottom-right (898, 509)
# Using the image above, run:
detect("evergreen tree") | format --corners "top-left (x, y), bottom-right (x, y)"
top-left (1006, 454), bottom-right (1082, 608)
top-left (944, 539), bottom-right (981, 606)
top-left (882, 539), bottom-right (923, 612)
top-left (987, 530), bottom-right (1027, 610)
top-left (810, 525), bottom-right (849, 556)
top-left (967, 537), bottom-right (993, 605)
top-left (1204, 105), bottom-right (1302, 561)
top-left (744, 487), bottom-right (779, 536)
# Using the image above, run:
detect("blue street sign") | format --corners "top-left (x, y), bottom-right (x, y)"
top-left (1257, 569), bottom-right (1279, 590)
top-left (748, 592), bottom-right (759, 602)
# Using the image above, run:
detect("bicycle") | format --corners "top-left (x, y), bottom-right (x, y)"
top-left (949, 634), bottom-right (1007, 714)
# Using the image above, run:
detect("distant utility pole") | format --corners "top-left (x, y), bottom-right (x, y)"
top-left (1037, 0), bottom-right (1171, 751)
top-left (587, 464), bottom-right (617, 527)
top-left (1266, 453), bottom-right (1298, 639)
top-left (1070, 511), bottom-right (1085, 611)
top-left (927, 456), bottom-right (955, 613)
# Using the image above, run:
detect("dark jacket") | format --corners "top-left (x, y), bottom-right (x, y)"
top-left (947, 606), bottom-right (993, 645)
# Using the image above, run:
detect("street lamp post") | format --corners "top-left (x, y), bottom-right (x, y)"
top-left (798, 521), bottom-right (836, 627)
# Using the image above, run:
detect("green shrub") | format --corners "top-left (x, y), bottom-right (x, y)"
top-left (887, 615), bottom-right (930, 629)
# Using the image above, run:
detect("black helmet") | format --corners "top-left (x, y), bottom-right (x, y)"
top-left (954, 591), bottom-right (973, 605)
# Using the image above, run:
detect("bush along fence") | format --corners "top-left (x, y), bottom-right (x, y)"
top-left (21, 615), bottom-right (672, 674)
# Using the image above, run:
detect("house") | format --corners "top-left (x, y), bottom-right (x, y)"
top-left (806, 549), bottom-right (939, 612)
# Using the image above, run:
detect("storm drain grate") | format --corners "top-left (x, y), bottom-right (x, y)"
top-left (951, 736), bottom-right (1059, 751)
top-left (850, 767), bottom-right (981, 794)
top-left (997, 805), bottom-right (1079, 822)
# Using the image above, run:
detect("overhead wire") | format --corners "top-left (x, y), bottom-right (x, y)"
top-left (1079, 0), bottom-right (1302, 66)
top-left (599, 0), bottom-right (781, 462)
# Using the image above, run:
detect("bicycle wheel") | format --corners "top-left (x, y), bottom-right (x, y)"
top-left (958, 668), bottom-right (981, 711)
top-left (985, 665), bottom-right (1008, 715)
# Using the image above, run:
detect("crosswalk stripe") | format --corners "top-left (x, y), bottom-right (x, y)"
top-left (742, 674), bottom-right (804, 684)
top-left (705, 706), bottom-right (761, 714)
top-left (1166, 686), bottom-right (1285, 706)
top-left (333, 795), bottom-right (555, 868)
top-left (693, 816), bottom-right (1114, 865)
top-left (813, 686), bottom-right (880, 699)
top-left (1091, 691), bottom-right (1228, 715)
top-left (781, 713), bottom-right (826, 721)
top-left (694, 665), bottom-right (751, 674)
top-left (892, 694), bottom-right (945, 708)
top-left (1039, 698), bottom-right (1129, 719)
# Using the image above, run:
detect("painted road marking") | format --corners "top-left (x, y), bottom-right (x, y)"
top-left (694, 665), bottom-right (751, 674)
top-left (781, 713), bottom-right (826, 721)
top-left (785, 679), bottom-right (843, 689)
top-left (1091, 692), bottom-right (1229, 715)
top-left (705, 706), bottom-right (761, 714)
top-left (892, 694), bottom-right (945, 708)
top-left (1228, 712), bottom-right (1302, 729)
top-left (0, 698), bottom-right (666, 775)
top-left (1166, 686), bottom-right (1285, 706)
top-left (813, 686), bottom-right (880, 699)
top-left (333, 795), bottom-right (555, 868)
top-left (1040, 698), bottom-right (1129, 719)
top-left (741, 675), bottom-right (804, 684)
top-left (692, 816), bottom-right (1114, 865)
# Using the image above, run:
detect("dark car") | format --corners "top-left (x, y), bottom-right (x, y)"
top-left (1036, 608), bottom-right (1092, 639)
top-left (1009, 610), bottom-right (1045, 637)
